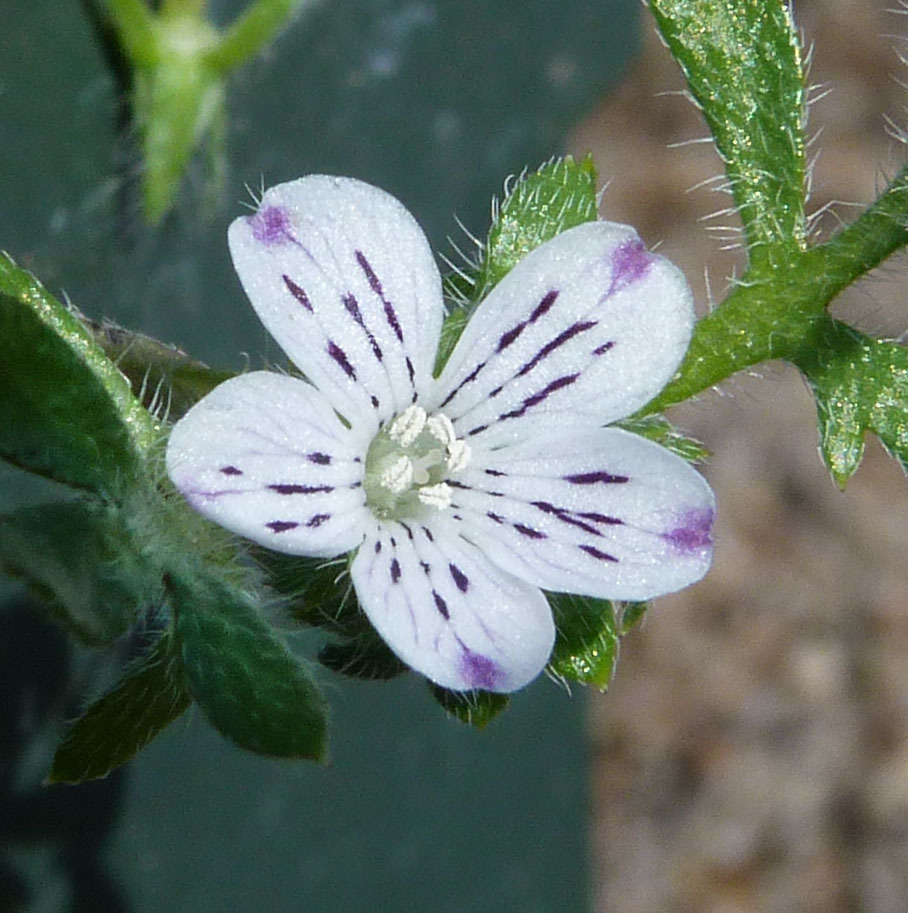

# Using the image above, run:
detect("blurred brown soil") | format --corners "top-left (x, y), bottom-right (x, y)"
top-left (569, 2), bottom-right (908, 910)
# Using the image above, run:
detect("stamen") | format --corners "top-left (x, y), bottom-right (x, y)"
top-left (446, 440), bottom-right (471, 472)
top-left (381, 455), bottom-right (414, 493)
top-left (389, 405), bottom-right (426, 446)
top-left (426, 413), bottom-right (456, 446)
top-left (418, 482), bottom-right (453, 510)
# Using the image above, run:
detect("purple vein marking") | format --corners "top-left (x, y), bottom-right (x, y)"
top-left (593, 341), bottom-right (615, 356)
top-left (355, 250), bottom-right (404, 343)
top-left (516, 320), bottom-right (597, 378)
top-left (579, 544), bottom-right (619, 562)
top-left (496, 291), bottom-right (560, 353)
top-left (282, 274), bottom-right (313, 311)
top-left (440, 360), bottom-right (487, 409)
top-left (499, 373), bottom-right (579, 422)
top-left (268, 483), bottom-right (334, 495)
top-left (449, 563), bottom-right (469, 593)
top-left (306, 513), bottom-right (331, 527)
top-left (327, 341), bottom-right (356, 380)
top-left (267, 520), bottom-right (298, 533)
top-left (308, 452), bottom-right (331, 465)
top-left (563, 470), bottom-right (629, 485)
top-left (433, 591), bottom-right (450, 619)
top-left (608, 238), bottom-right (652, 296)
top-left (220, 465), bottom-right (243, 476)
top-left (390, 558), bottom-right (401, 583)
top-left (343, 292), bottom-right (383, 361)
top-left (514, 523), bottom-right (546, 540)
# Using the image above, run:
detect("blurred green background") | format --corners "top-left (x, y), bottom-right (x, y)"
top-left (0, 1), bottom-right (639, 910)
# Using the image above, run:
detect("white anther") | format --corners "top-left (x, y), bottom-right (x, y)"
top-left (417, 482), bottom-right (453, 510)
top-left (446, 440), bottom-right (471, 473)
top-left (380, 455), bottom-right (414, 493)
top-left (389, 405), bottom-right (426, 446)
top-left (426, 413), bottom-right (456, 446)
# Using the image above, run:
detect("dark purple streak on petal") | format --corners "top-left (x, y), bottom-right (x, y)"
top-left (354, 250), bottom-right (404, 343)
top-left (390, 558), bottom-right (401, 583)
top-left (498, 373), bottom-right (580, 422)
top-left (449, 563), bottom-right (469, 593)
top-left (268, 483), bottom-right (334, 495)
top-left (343, 293), bottom-right (383, 361)
top-left (219, 465), bottom-right (243, 476)
top-left (327, 341), bottom-right (357, 380)
top-left (282, 274), bottom-right (313, 312)
top-left (514, 523), bottom-right (546, 540)
top-left (563, 471), bottom-right (629, 485)
top-left (306, 514), bottom-right (331, 527)
top-left (516, 320), bottom-right (597, 378)
top-left (433, 591), bottom-right (450, 620)
top-left (267, 521), bottom-right (299, 533)
top-left (579, 544), bottom-right (618, 562)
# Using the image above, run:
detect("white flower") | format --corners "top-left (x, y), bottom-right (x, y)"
top-left (166, 175), bottom-right (715, 693)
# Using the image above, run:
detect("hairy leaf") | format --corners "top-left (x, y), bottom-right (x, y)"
top-left (170, 569), bottom-right (327, 760)
top-left (0, 499), bottom-right (157, 646)
top-left (648, 0), bottom-right (806, 260)
top-left (48, 628), bottom-right (191, 784)
top-left (0, 254), bottom-right (157, 493)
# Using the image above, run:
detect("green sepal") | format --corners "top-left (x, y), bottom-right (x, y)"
top-left (0, 254), bottom-right (157, 493)
top-left (648, 0), bottom-right (806, 262)
top-left (616, 413), bottom-right (709, 464)
top-left (796, 317), bottom-right (908, 485)
top-left (547, 592), bottom-right (619, 691)
top-left (170, 569), bottom-right (328, 760)
top-left (0, 499), bottom-right (158, 647)
top-left (84, 317), bottom-right (235, 422)
top-left (47, 627), bottom-right (191, 784)
top-left (319, 637), bottom-right (407, 681)
top-left (254, 550), bottom-right (351, 629)
top-left (619, 601), bottom-right (649, 635)
top-left (429, 684), bottom-right (509, 729)
top-left (435, 155), bottom-right (599, 374)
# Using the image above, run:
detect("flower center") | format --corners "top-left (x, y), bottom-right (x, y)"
top-left (364, 405), bottom-right (472, 520)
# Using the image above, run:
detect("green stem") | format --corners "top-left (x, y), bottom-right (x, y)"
top-left (644, 160), bottom-right (908, 414)
top-left (106, 0), bottom-right (158, 65)
top-left (205, 0), bottom-right (310, 73)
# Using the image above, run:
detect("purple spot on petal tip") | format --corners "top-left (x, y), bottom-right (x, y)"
top-left (249, 205), bottom-right (294, 246)
top-left (664, 507), bottom-right (714, 554)
top-left (608, 238), bottom-right (653, 295)
top-left (460, 650), bottom-right (501, 691)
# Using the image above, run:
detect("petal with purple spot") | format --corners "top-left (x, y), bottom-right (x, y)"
top-left (447, 427), bottom-right (715, 600)
top-left (166, 372), bottom-right (370, 557)
top-left (428, 221), bottom-right (693, 447)
top-left (229, 176), bottom-right (444, 432)
top-left (350, 518), bottom-right (554, 692)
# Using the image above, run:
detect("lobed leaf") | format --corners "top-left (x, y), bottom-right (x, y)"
top-left (0, 254), bottom-right (157, 493)
top-left (48, 628), bottom-right (191, 784)
top-left (796, 316), bottom-right (908, 485)
top-left (170, 569), bottom-right (328, 760)
top-left (647, 0), bottom-right (806, 261)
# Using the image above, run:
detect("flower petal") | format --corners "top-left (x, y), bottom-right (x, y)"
top-left (166, 372), bottom-right (369, 557)
top-left (350, 518), bottom-right (555, 693)
top-left (228, 176), bottom-right (444, 433)
top-left (430, 222), bottom-right (693, 447)
top-left (447, 427), bottom-right (714, 600)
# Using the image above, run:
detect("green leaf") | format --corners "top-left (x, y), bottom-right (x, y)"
top-left (796, 316), bottom-right (908, 485)
top-left (547, 593), bottom-right (620, 691)
top-left (615, 413), bottom-right (709, 464)
top-left (435, 155), bottom-right (599, 373)
top-left (0, 254), bottom-right (157, 493)
top-left (48, 628), bottom-right (191, 784)
top-left (429, 684), bottom-right (509, 729)
top-left (647, 0), bottom-right (806, 260)
top-left (83, 317), bottom-right (235, 421)
top-left (0, 499), bottom-right (157, 646)
top-left (170, 569), bottom-right (328, 760)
